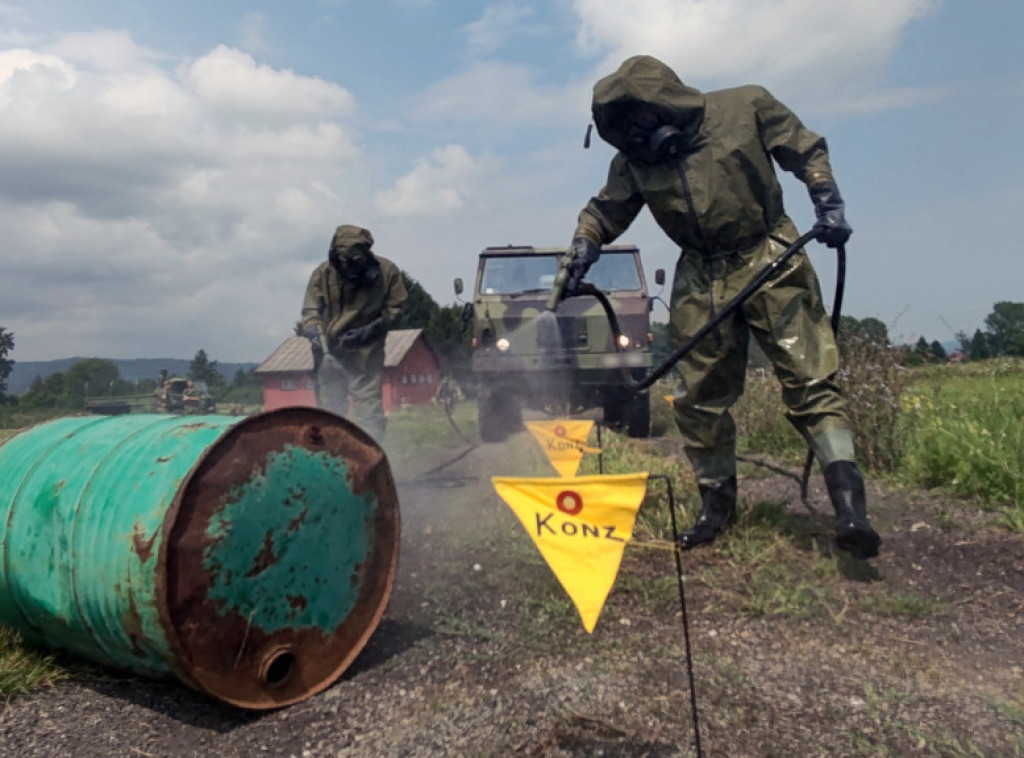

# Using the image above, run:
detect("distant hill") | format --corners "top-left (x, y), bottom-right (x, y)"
top-left (5, 357), bottom-right (258, 394)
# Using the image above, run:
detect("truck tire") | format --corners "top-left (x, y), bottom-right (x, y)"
top-left (625, 394), bottom-right (650, 438)
top-left (603, 399), bottom-right (625, 429)
top-left (478, 387), bottom-right (522, 443)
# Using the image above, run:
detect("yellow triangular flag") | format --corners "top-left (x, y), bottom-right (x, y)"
top-left (525, 420), bottom-right (602, 477)
top-left (492, 473), bottom-right (649, 633)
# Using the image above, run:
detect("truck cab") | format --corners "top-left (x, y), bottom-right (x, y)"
top-left (457, 244), bottom-right (657, 442)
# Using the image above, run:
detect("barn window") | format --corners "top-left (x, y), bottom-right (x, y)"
top-left (281, 378), bottom-right (298, 391)
top-left (402, 375), bottom-right (408, 385)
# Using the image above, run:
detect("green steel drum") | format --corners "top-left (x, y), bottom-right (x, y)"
top-left (0, 407), bottom-right (400, 709)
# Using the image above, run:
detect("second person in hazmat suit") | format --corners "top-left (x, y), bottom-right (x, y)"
top-left (301, 225), bottom-right (408, 439)
top-left (564, 55), bottom-right (880, 559)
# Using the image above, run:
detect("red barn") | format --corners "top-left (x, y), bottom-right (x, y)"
top-left (255, 329), bottom-right (440, 413)
top-left (381, 328), bottom-right (441, 412)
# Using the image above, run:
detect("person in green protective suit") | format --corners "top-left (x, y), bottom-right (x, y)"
top-left (565, 55), bottom-right (880, 559)
top-left (301, 225), bottom-right (408, 439)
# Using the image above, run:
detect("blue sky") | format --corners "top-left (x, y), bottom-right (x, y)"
top-left (1, 0), bottom-right (1021, 362)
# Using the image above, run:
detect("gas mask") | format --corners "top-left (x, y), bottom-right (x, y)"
top-left (625, 109), bottom-right (687, 164)
top-left (331, 246), bottom-right (377, 286)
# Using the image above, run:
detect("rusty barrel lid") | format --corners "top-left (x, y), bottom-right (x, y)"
top-left (159, 407), bottom-right (400, 709)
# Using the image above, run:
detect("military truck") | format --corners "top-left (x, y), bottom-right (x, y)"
top-left (455, 244), bottom-right (662, 442)
top-left (154, 377), bottom-right (217, 414)
top-left (85, 377), bottom-right (216, 415)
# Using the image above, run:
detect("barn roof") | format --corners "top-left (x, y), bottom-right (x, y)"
top-left (255, 329), bottom-right (430, 374)
top-left (384, 328), bottom-right (425, 368)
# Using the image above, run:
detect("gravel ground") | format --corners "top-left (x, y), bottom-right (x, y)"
top-left (1, 436), bottom-right (1023, 757)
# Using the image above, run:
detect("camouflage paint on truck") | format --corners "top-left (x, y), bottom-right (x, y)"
top-left (464, 245), bottom-right (655, 441)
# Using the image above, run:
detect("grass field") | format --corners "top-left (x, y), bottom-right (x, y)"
top-left (901, 358), bottom-right (1024, 529)
top-left (2, 356), bottom-right (1024, 700)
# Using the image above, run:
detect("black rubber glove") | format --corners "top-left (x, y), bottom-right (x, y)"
top-left (303, 325), bottom-right (324, 369)
top-left (809, 182), bottom-right (853, 248)
top-left (563, 237), bottom-right (600, 298)
top-left (340, 318), bottom-right (384, 347)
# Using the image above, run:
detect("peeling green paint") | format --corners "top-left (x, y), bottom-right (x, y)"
top-left (0, 414), bottom-right (231, 674)
top-left (0, 410), bottom-right (399, 709)
top-left (202, 445), bottom-right (374, 634)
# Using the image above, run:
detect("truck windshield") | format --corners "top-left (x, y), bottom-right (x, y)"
top-left (479, 252), bottom-right (641, 294)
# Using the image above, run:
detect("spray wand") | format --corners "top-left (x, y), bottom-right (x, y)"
top-left (585, 229), bottom-right (830, 392)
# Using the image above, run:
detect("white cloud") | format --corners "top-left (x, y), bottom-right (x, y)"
top-left (0, 32), bottom-right (368, 361)
top-left (413, 0), bottom-right (939, 132)
top-left (0, 3), bottom-right (985, 367)
top-left (0, 48), bottom-right (76, 93)
top-left (375, 145), bottom-right (497, 218)
top-left (411, 61), bottom-right (588, 127)
top-left (43, 29), bottom-right (163, 72)
top-left (460, 1), bottom-right (536, 57)
top-left (181, 45), bottom-right (355, 122)
top-left (573, 0), bottom-right (938, 100)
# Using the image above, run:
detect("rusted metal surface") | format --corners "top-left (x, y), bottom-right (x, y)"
top-left (0, 407), bottom-right (400, 709)
top-left (161, 407), bottom-right (400, 708)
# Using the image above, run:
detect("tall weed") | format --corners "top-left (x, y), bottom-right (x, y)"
top-left (732, 370), bottom-right (804, 460)
top-left (835, 337), bottom-right (910, 473)
top-left (730, 336), bottom-right (910, 474)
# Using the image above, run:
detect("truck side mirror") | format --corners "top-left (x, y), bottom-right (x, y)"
top-left (454, 278), bottom-right (464, 296)
top-left (654, 269), bottom-right (665, 286)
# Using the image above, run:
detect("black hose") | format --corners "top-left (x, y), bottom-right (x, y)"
top-left (579, 229), bottom-right (822, 394)
top-left (799, 241), bottom-right (846, 504)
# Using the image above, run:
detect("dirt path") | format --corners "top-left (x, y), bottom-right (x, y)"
top-left (1, 434), bottom-right (1023, 757)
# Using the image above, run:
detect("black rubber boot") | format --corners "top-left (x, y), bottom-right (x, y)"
top-left (678, 477), bottom-right (737, 550)
top-left (824, 461), bottom-right (881, 560)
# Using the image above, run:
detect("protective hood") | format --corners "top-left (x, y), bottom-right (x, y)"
top-left (591, 55), bottom-right (706, 157)
top-left (328, 225), bottom-right (377, 266)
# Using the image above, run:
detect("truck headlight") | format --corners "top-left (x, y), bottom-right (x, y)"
top-left (617, 334), bottom-right (631, 349)
top-left (496, 337), bottom-right (511, 352)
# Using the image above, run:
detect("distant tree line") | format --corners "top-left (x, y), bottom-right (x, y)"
top-left (0, 343), bottom-right (261, 411)
top-left (6, 297), bottom-right (1019, 412)
top-left (647, 301), bottom-right (1024, 371)
top-left (900, 301), bottom-right (1024, 365)
top-left (955, 301), bottom-right (1024, 361)
top-left (1, 273), bottom-right (472, 412)
top-left (831, 303), bottom-right (1024, 366)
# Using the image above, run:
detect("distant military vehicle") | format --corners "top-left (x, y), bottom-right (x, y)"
top-left (86, 376), bottom-right (216, 415)
top-left (455, 244), bottom-right (660, 442)
top-left (154, 377), bottom-right (217, 414)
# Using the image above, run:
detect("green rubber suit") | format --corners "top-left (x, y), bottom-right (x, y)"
top-left (301, 225), bottom-right (407, 439)
top-left (571, 56), bottom-right (879, 558)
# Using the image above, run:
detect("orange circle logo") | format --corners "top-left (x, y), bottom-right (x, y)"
top-left (556, 490), bottom-right (583, 515)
